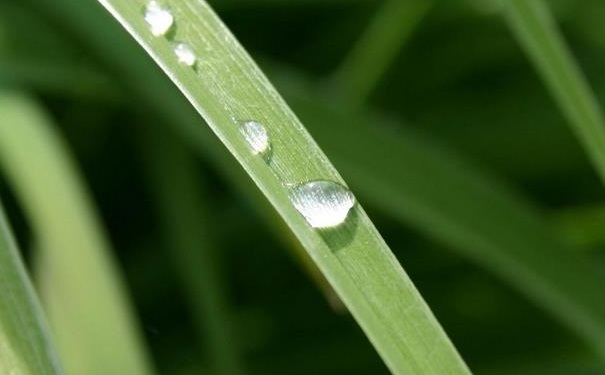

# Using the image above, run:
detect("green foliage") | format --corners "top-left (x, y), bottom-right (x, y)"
top-left (93, 0), bottom-right (471, 373)
top-left (0, 93), bottom-right (153, 375)
top-left (0, 94), bottom-right (62, 375)
top-left (1, 0), bottom-right (605, 374)
top-left (502, 0), bottom-right (605, 186)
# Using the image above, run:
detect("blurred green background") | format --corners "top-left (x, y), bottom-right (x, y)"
top-left (1, 0), bottom-right (605, 374)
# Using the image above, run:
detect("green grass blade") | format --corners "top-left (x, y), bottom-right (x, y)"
top-left (140, 126), bottom-right (244, 375)
top-left (501, 0), bottom-right (605, 185)
top-left (0, 203), bottom-right (62, 375)
top-left (0, 92), bottom-right (154, 375)
top-left (279, 82), bottom-right (605, 361)
top-left (333, 0), bottom-right (433, 105)
top-left (0, 59), bottom-right (120, 102)
top-left (93, 0), bottom-right (471, 373)
top-left (553, 204), bottom-right (605, 249)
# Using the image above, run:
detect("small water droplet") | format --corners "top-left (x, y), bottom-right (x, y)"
top-left (239, 120), bottom-right (271, 156)
top-left (289, 180), bottom-right (355, 228)
top-left (143, 1), bottom-right (174, 37)
top-left (173, 42), bottom-right (197, 67)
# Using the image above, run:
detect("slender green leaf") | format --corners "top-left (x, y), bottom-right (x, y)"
top-left (0, 200), bottom-right (62, 375)
top-left (501, 0), bottom-right (605, 185)
top-left (93, 0), bottom-right (471, 373)
top-left (0, 92), bottom-right (154, 375)
top-left (334, 0), bottom-right (433, 105)
top-left (0, 59), bottom-right (120, 102)
top-left (553, 204), bottom-right (605, 249)
top-left (140, 126), bottom-right (244, 375)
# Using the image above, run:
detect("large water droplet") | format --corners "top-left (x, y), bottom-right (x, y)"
top-left (143, 1), bottom-right (174, 37)
top-left (173, 42), bottom-right (196, 67)
top-left (289, 180), bottom-right (355, 228)
top-left (239, 120), bottom-right (271, 156)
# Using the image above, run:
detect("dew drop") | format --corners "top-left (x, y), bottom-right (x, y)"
top-left (239, 120), bottom-right (271, 156)
top-left (143, 1), bottom-right (174, 37)
top-left (173, 42), bottom-right (197, 67)
top-left (289, 180), bottom-right (356, 228)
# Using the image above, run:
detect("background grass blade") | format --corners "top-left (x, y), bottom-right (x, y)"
top-left (0, 200), bottom-right (62, 375)
top-left (501, 0), bottom-right (605, 185)
top-left (0, 59), bottom-right (119, 102)
top-left (0, 92), bottom-right (154, 375)
top-left (93, 0), bottom-right (471, 373)
top-left (333, 0), bottom-right (433, 105)
top-left (553, 204), bottom-right (605, 249)
top-left (140, 126), bottom-right (244, 375)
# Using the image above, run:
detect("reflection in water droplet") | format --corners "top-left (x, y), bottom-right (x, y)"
top-left (143, 1), bottom-right (174, 37)
top-left (289, 180), bottom-right (355, 228)
top-left (173, 42), bottom-right (197, 67)
top-left (239, 120), bottom-right (270, 156)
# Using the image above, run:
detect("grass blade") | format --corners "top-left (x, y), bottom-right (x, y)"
top-left (92, 0), bottom-right (471, 373)
top-left (140, 126), bottom-right (244, 375)
top-left (0, 92), bottom-right (154, 375)
top-left (0, 59), bottom-right (120, 102)
top-left (0, 201), bottom-right (62, 375)
top-left (501, 0), bottom-right (605, 185)
top-left (552, 204), bottom-right (605, 249)
top-left (333, 0), bottom-right (433, 105)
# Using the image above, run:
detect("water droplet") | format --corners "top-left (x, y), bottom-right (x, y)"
top-left (173, 42), bottom-right (197, 67)
top-left (289, 180), bottom-right (355, 228)
top-left (239, 120), bottom-right (270, 156)
top-left (143, 1), bottom-right (174, 37)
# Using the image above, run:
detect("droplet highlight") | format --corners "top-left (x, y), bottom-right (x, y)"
top-left (143, 1), bottom-right (174, 37)
top-left (239, 120), bottom-right (271, 156)
top-left (289, 180), bottom-right (355, 228)
top-left (173, 42), bottom-right (197, 67)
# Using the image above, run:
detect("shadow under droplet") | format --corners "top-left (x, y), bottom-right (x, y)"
top-left (261, 146), bottom-right (274, 165)
top-left (164, 21), bottom-right (178, 40)
top-left (317, 206), bottom-right (359, 251)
